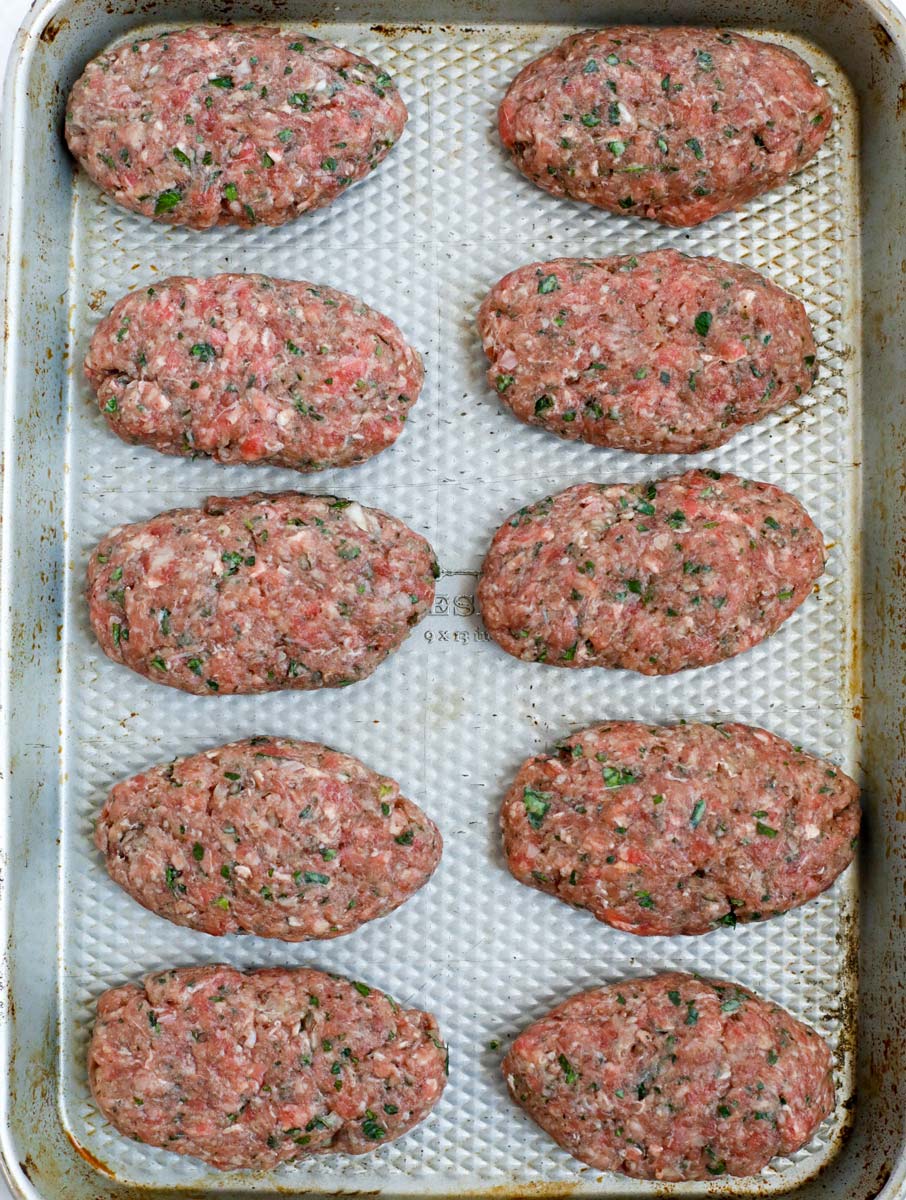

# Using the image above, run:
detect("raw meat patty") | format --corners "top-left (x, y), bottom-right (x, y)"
top-left (86, 492), bottom-right (437, 694)
top-left (502, 721), bottom-right (858, 934)
top-left (89, 964), bottom-right (447, 1169)
top-left (478, 250), bottom-right (816, 454)
top-left (498, 27), bottom-right (832, 226)
top-left (503, 972), bottom-right (834, 1179)
top-left (85, 274), bottom-right (423, 470)
top-left (97, 737), bottom-right (442, 940)
top-left (477, 469), bottom-right (824, 675)
top-left (65, 26), bottom-right (406, 228)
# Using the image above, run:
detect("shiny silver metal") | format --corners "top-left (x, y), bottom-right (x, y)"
top-left (1, 0), bottom-right (904, 1197)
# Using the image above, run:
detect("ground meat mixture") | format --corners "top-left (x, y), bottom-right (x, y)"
top-left (87, 492), bottom-right (437, 694)
top-left (502, 721), bottom-right (858, 934)
top-left (478, 250), bottom-right (816, 453)
top-left (89, 964), bottom-right (447, 1169)
top-left (85, 274), bottom-right (423, 470)
top-left (504, 972), bottom-right (834, 1180)
top-left (97, 737), bottom-right (442, 940)
top-left (477, 469), bottom-right (825, 675)
top-left (498, 27), bottom-right (832, 226)
top-left (66, 26), bottom-right (407, 228)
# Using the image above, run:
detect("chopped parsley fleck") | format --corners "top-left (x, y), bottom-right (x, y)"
top-left (362, 1113), bottom-right (385, 1140)
top-left (154, 189), bottom-right (182, 214)
top-left (685, 137), bottom-right (704, 159)
top-left (558, 1054), bottom-right (578, 1085)
top-left (694, 311), bottom-right (712, 337)
top-left (523, 787), bottom-right (551, 829)
top-left (602, 766), bottom-right (636, 788)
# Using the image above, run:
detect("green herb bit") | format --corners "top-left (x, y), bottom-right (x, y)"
top-left (154, 189), bottom-right (182, 214)
top-left (523, 787), bottom-right (551, 829)
top-left (602, 766), bottom-right (636, 788)
top-left (558, 1053), bottom-right (579, 1085)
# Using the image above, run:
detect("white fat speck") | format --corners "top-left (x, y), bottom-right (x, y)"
top-left (234, 864), bottom-right (252, 879)
top-left (144, 545), bottom-right (176, 587)
top-left (345, 502), bottom-right (378, 533)
top-left (803, 823), bottom-right (821, 839)
top-left (617, 102), bottom-right (634, 124)
top-left (314, 79), bottom-right (328, 92)
top-left (245, 1028), bottom-right (257, 1047)
top-left (276, 409), bottom-right (293, 429)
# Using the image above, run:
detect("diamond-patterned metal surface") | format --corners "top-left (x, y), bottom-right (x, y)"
top-left (58, 21), bottom-right (860, 1195)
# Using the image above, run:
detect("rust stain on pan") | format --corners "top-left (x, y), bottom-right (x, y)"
top-left (17, 1155), bottom-right (37, 1183)
top-left (457, 1183), bottom-right (579, 1199)
top-left (872, 21), bottom-right (895, 58)
top-left (63, 1132), bottom-right (115, 1179)
top-left (39, 16), bottom-right (68, 44)
top-left (371, 23), bottom-right (430, 36)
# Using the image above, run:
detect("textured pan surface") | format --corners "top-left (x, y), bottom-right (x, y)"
top-left (3, 8), bottom-right (866, 1199)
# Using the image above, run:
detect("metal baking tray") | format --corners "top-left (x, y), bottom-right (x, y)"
top-left (1, 0), bottom-right (904, 1196)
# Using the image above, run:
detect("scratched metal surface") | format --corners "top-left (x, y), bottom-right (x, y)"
top-left (53, 22), bottom-right (861, 1196)
top-left (4, 1), bottom-right (893, 1197)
